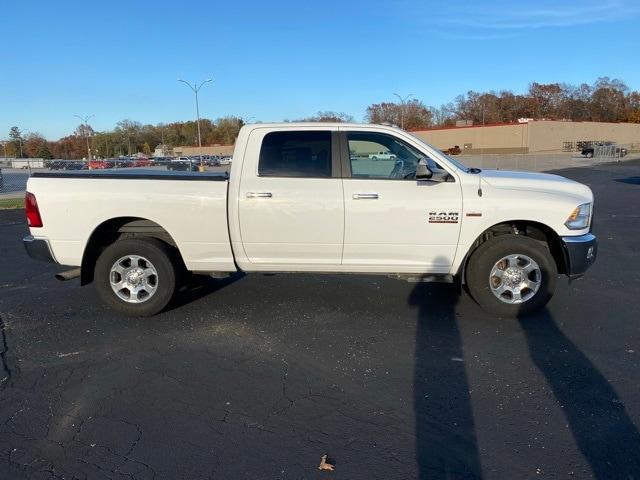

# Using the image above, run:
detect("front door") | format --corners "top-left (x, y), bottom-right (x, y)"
top-left (341, 131), bottom-right (462, 272)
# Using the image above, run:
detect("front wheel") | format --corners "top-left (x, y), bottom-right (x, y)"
top-left (94, 238), bottom-right (178, 316)
top-left (466, 235), bottom-right (557, 317)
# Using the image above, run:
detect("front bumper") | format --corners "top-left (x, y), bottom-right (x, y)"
top-left (23, 235), bottom-right (57, 263)
top-left (561, 233), bottom-right (597, 278)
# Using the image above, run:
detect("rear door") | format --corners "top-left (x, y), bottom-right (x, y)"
top-left (340, 130), bottom-right (462, 272)
top-left (237, 128), bottom-right (344, 267)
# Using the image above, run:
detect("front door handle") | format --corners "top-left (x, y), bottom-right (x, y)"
top-left (353, 193), bottom-right (379, 200)
top-left (246, 192), bottom-right (272, 198)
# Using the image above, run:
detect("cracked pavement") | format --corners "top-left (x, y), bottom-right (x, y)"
top-left (1, 161), bottom-right (640, 479)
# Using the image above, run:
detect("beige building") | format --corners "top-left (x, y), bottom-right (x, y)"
top-left (172, 144), bottom-right (235, 156)
top-left (411, 120), bottom-right (640, 154)
top-left (171, 121), bottom-right (640, 157)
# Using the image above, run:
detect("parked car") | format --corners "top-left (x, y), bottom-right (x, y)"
top-left (88, 160), bottom-right (115, 170)
top-left (48, 161), bottom-right (67, 170)
top-left (581, 143), bottom-right (628, 158)
top-left (63, 162), bottom-right (87, 171)
top-left (443, 145), bottom-right (462, 155)
top-left (113, 159), bottom-right (132, 168)
top-left (219, 156), bottom-right (233, 165)
top-left (132, 158), bottom-right (152, 168)
top-left (23, 123), bottom-right (597, 317)
top-left (368, 151), bottom-right (396, 161)
top-left (166, 160), bottom-right (199, 171)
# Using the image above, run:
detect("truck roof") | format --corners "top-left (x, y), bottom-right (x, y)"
top-left (242, 122), bottom-right (402, 131)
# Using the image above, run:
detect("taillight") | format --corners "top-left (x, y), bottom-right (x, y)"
top-left (25, 192), bottom-right (43, 228)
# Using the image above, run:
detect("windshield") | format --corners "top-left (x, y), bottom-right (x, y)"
top-left (439, 152), bottom-right (470, 172)
top-left (406, 132), bottom-right (471, 172)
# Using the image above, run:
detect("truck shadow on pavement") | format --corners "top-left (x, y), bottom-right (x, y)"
top-left (518, 310), bottom-right (640, 479)
top-left (409, 282), bottom-right (483, 479)
top-left (408, 281), bottom-right (640, 479)
top-left (165, 272), bottom-right (246, 312)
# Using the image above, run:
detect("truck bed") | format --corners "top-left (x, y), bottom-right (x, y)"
top-left (27, 170), bottom-right (235, 272)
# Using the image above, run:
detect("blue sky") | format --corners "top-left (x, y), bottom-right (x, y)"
top-left (1, 0), bottom-right (639, 139)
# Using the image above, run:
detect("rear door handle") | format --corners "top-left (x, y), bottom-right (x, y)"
top-left (352, 193), bottom-right (379, 200)
top-left (246, 192), bottom-right (272, 198)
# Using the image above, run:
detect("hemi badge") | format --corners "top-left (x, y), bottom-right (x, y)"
top-left (466, 212), bottom-right (482, 217)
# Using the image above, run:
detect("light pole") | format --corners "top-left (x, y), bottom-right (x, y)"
top-left (393, 93), bottom-right (414, 130)
top-left (74, 114), bottom-right (94, 161)
top-left (178, 78), bottom-right (212, 167)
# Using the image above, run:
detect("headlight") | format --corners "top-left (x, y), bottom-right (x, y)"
top-left (565, 203), bottom-right (592, 230)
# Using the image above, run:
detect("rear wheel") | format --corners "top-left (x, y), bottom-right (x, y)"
top-left (466, 235), bottom-right (557, 317)
top-left (95, 238), bottom-right (177, 316)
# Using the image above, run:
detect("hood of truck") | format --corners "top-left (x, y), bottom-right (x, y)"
top-left (479, 169), bottom-right (593, 201)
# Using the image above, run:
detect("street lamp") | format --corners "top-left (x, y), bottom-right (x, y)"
top-left (393, 93), bottom-right (414, 130)
top-left (74, 114), bottom-right (94, 162)
top-left (178, 78), bottom-right (213, 167)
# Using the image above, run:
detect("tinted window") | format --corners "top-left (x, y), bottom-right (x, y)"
top-left (259, 131), bottom-right (332, 177)
top-left (348, 132), bottom-right (443, 180)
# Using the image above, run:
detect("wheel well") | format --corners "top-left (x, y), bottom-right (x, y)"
top-left (80, 217), bottom-right (183, 285)
top-left (460, 221), bottom-right (567, 280)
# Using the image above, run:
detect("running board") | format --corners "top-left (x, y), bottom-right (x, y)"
top-left (387, 274), bottom-right (454, 283)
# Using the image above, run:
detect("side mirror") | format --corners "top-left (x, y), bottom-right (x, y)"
top-left (415, 159), bottom-right (433, 180)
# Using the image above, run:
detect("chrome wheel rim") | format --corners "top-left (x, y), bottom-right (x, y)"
top-left (109, 255), bottom-right (158, 303)
top-left (489, 254), bottom-right (541, 304)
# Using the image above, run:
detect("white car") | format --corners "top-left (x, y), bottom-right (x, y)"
top-left (219, 156), bottom-right (232, 165)
top-left (23, 123), bottom-right (597, 317)
top-left (368, 151), bottom-right (396, 161)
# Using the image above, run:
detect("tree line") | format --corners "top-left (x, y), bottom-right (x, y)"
top-left (3, 77), bottom-right (639, 159)
top-left (368, 77), bottom-right (640, 129)
top-left (1, 117), bottom-right (246, 160)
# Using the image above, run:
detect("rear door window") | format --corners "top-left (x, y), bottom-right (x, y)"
top-left (258, 131), bottom-right (332, 178)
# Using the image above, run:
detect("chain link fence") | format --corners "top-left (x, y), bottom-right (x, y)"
top-left (458, 148), bottom-right (637, 172)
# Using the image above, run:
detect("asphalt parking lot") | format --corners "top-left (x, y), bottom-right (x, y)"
top-left (1, 160), bottom-right (640, 480)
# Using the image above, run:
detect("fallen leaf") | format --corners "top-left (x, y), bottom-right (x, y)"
top-left (318, 454), bottom-right (335, 472)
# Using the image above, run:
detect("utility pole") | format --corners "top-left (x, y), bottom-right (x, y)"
top-left (74, 114), bottom-right (94, 161)
top-left (178, 78), bottom-right (213, 168)
top-left (393, 93), bottom-right (414, 130)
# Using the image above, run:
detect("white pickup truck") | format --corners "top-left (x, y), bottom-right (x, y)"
top-left (23, 123), bottom-right (597, 317)
top-left (368, 151), bottom-right (396, 161)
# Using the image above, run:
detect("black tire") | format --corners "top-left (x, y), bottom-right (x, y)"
top-left (94, 238), bottom-right (178, 316)
top-left (466, 235), bottom-right (557, 317)
top-left (371, 156), bottom-right (378, 161)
